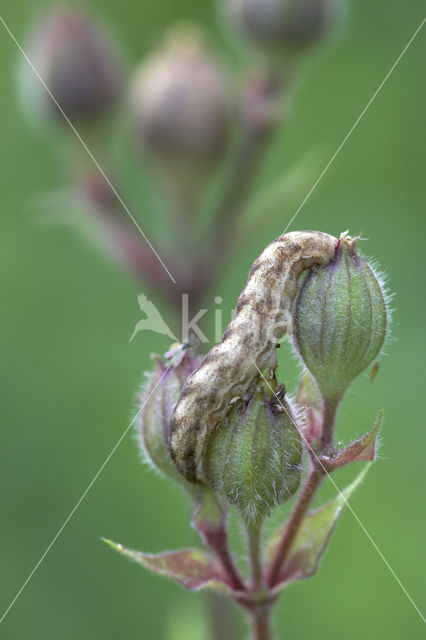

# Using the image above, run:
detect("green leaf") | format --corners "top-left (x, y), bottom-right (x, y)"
top-left (322, 412), bottom-right (383, 471)
top-left (265, 464), bottom-right (371, 590)
top-left (103, 539), bottom-right (234, 593)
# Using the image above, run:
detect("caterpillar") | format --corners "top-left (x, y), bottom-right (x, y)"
top-left (169, 230), bottom-right (339, 483)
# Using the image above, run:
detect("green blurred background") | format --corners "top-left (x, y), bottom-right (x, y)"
top-left (1, 1), bottom-right (425, 639)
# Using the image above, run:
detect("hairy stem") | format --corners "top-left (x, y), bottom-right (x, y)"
top-left (194, 493), bottom-right (246, 592)
top-left (320, 397), bottom-right (339, 453)
top-left (266, 399), bottom-right (339, 587)
top-left (247, 519), bottom-right (264, 591)
top-left (266, 466), bottom-right (322, 587)
top-left (245, 520), bottom-right (274, 640)
top-left (214, 536), bottom-right (246, 593)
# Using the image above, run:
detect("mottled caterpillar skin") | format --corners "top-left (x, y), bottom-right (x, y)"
top-left (169, 230), bottom-right (338, 483)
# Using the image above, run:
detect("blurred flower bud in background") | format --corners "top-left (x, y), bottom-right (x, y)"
top-left (204, 385), bottom-right (302, 523)
top-left (238, 70), bottom-right (284, 135)
top-left (131, 29), bottom-right (230, 187)
top-left (293, 234), bottom-right (388, 402)
top-left (227, 0), bottom-right (339, 59)
top-left (137, 345), bottom-right (202, 492)
top-left (18, 5), bottom-right (122, 126)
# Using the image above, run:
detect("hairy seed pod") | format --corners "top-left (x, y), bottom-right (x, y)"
top-left (18, 6), bottom-right (122, 125)
top-left (138, 345), bottom-right (201, 489)
top-left (170, 230), bottom-right (338, 483)
top-left (293, 235), bottom-right (388, 401)
top-left (204, 386), bottom-right (302, 523)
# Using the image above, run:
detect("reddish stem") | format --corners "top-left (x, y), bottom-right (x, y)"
top-left (320, 397), bottom-right (339, 454)
top-left (247, 520), bottom-right (264, 592)
top-left (266, 398), bottom-right (339, 587)
top-left (216, 540), bottom-right (247, 593)
top-left (250, 605), bottom-right (273, 640)
top-left (246, 519), bottom-right (274, 639)
top-left (266, 466), bottom-right (323, 587)
top-left (201, 524), bottom-right (246, 593)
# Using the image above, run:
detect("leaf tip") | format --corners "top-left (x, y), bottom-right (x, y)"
top-left (102, 538), bottom-right (124, 553)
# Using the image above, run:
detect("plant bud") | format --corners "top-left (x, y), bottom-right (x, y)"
top-left (227, 0), bottom-right (338, 57)
top-left (131, 30), bottom-right (230, 178)
top-left (18, 6), bottom-right (122, 125)
top-left (138, 345), bottom-right (202, 488)
top-left (204, 386), bottom-right (302, 523)
top-left (293, 234), bottom-right (388, 402)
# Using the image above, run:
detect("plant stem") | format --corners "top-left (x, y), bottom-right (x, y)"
top-left (214, 536), bottom-right (247, 593)
top-left (266, 466), bottom-right (322, 587)
top-left (266, 399), bottom-right (339, 587)
top-left (249, 605), bottom-right (273, 640)
top-left (187, 127), bottom-right (272, 301)
top-left (247, 519), bottom-right (264, 591)
top-left (193, 490), bottom-right (246, 592)
top-left (245, 519), bottom-right (274, 640)
top-left (320, 397), bottom-right (339, 454)
top-left (189, 71), bottom-right (286, 300)
top-left (212, 124), bottom-right (272, 237)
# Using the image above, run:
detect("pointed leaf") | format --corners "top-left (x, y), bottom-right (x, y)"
top-left (322, 412), bottom-right (383, 471)
top-left (103, 539), bottom-right (234, 593)
top-left (265, 465), bottom-right (370, 590)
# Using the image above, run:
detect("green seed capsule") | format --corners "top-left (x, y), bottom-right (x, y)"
top-left (138, 346), bottom-right (201, 492)
top-left (204, 386), bottom-right (302, 523)
top-left (293, 236), bottom-right (388, 402)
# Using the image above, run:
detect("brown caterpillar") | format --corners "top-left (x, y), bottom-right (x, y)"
top-left (169, 230), bottom-right (339, 483)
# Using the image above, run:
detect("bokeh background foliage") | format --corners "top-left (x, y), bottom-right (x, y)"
top-left (0, 1), bottom-right (425, 639)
